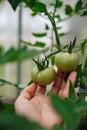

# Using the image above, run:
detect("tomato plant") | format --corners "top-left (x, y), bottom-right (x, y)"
top-left (55, 51), bottom-right (79, 72)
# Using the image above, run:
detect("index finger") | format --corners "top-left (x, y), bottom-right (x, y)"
top-left (49, 70), bottom-right (65, 95)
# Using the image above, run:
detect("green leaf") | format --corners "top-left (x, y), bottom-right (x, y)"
top-left (22, 40), bottom-right (46, 48)
top-left (72, 36), bottom-right (77, 48)
top-left (0, 46), bottom-right (47, 64)
top-left (80, 39), bottom-right (87, 55)
top-left (74, 102), bottom-right (87, 113)
top-left (75, 64), bottom-right (82, 88)
top-left (0, 114), bottom-right (45, 130)
top-left (82, 55), bottom-right (87, 75)
top-left (50, 3), bottom-right (55, 6)
top-left (56, 1), bottom-right (63, 8)
top-left (59, 32), bottom-right (68, 37)
top-left (33, 2), bottom-right (47, 13)
top-left (81, 11), bottom-right (87, 16)
top-left (51, 56), bottom-right (55, 65)
top-left (51, 95), bottom-right (76, 125)
top-left (32, 32), bottom-right (47, 37)
top-left (75, 0), bottom-right (82, 13)
top-left (0, 101), bottom-right (4, 112)
top-left (18, 48), bottom-right (47, 60)
top-left (31, 12), bottom-right (37, 16)
top-left (35, 41), bottom-right (46, 47)
top-left (45, 24), bottom-right (49, 30)
top-left (7, 0), bottom-right (21, 11)
top-left (3, 104), bottom-right (15, 114)
top-left (0, 47), bottom-right (18, 63)
top-left (52, 125), bottom-right (62, 130)
top-left (23, 0), bottom-right (38, 9)
top-left (0, 46), bottom-right (4, 57)
top-left (69, 81), bottom-right (76, 104)
top-left (81, 75), bottom-right (87, 89)
top-left (65, 5), bottom-right (73, 16)
top-left (55, 15), bottom-right (61, 21)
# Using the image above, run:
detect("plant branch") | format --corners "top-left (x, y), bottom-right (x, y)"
top-left (0, 79), bottom-right (22, 90)
top-left (46, 12), bottom-right (62, 51)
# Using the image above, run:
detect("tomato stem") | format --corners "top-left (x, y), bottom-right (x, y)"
top-left (47, 50), bottom-right (60, 58)
top-left (46, 12), bottom-right (62, 52)
top-left (32, 58), bottom-right (44, 70)
top-left (32, 57), bottom-right (49, 70)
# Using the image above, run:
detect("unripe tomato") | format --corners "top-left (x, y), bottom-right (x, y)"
top-left (31, 66), bottom-right (56, 86)
top-left (55, 52), bottom-right (79, 72)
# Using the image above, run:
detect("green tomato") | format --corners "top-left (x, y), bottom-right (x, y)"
top-left (55, 52), bottom-right (79, 72)
top-left (31, 66), bottom-right (56, 86)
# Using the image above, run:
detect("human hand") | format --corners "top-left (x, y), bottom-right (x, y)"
top-left (14, 70), bottom-right (76, 129)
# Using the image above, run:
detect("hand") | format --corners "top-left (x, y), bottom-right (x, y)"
top-left (14, 70), bottom-right (76, 129)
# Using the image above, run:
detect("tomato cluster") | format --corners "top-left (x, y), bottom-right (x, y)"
top-left (31, 51), bottom-right (79, 86)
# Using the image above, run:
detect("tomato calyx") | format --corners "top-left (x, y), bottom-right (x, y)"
top-left (64, 36), bottom-right (77, 53)
top-left (32, 54), bottom-right (49, 70)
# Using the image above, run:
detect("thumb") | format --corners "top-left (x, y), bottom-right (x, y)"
top-left (20, 83), bottom-right (37, 100)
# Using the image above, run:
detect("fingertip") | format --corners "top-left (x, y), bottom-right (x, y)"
top-left (21, 83), bottom-right (37, 99)
top-left (68, 71), bottom-right (77, 81)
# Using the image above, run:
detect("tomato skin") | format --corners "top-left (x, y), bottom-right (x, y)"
top-left (55, 52), bottom-right (79, 72)
top-left (31, 66), bottom-right (56, 86)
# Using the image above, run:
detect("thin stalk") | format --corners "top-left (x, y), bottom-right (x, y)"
top-left (46, 12), bottom-right (62, 51)
top-left (0, 79), bottom-right (22, 90)
top-left (47, 50), bottom-right (59, 58)
top-left (50, 0), bottom-right (58, 51)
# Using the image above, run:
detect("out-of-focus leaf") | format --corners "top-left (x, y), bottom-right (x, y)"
top-left (74, 102), bottom-right (87, 113)
top-left (75, 64), bottom-right (82, 88)
top-left (33, 2), bottom-right (47, 13)
top-left (55, 14), bottom-right (61, 21)
top-left (51, 56), bottom-right (55, 66)
top-left (18, 47), bottom-right (47, 60)
top-left (52, 125), bottom-right (62, 130)
top-left (51, 95), bottom-right (76, 125)
top-left (81, 75), bottom-right (87, 89)
top-left (69, 81), bottom-right (76, 104)
top-left (50, 3), bottom-right (54, 6)
top-left (65, 5), bottom-right (73, 16)
top-left (81, 11), bottom-right (87, 16)
top-left (0, 113), bottom-right (45, 130)
top-left (80, 39), bottom-right (87, 55)
top-left (0, 101), bottom-right (4, 112)
top-left (0, 46), bottom-right (4, 57)
top-left (23, 0), bottom-right (38, 9)
top-left (82, 55), bottom-right (87, 75)
top-left (45, 24), bottom-right (49, 30)
top-left (0, 46), bottom-right (47, 64)
top-left (31, 12), bottom-right (37, 16)
top-left (0, 47), bottom-right (18, 63)
top-left (3, 104), bottom-right (15, 114)
top-left (59, 32), bottom-right (68, 37)
top-left (32, 32), bottom-right (47, 37)
top-left (7, 0), bottom-right (21, 11)
top-left (35, 41), bottom-right (46, 47)
top-left (22, 41), bottom-right (46, 48)
top-left (56, 1), bottom-right (63, 8)
top-left (72, 36), bottom-right (77, 48)
top-left (75, 0), bottom-right (82, 13)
